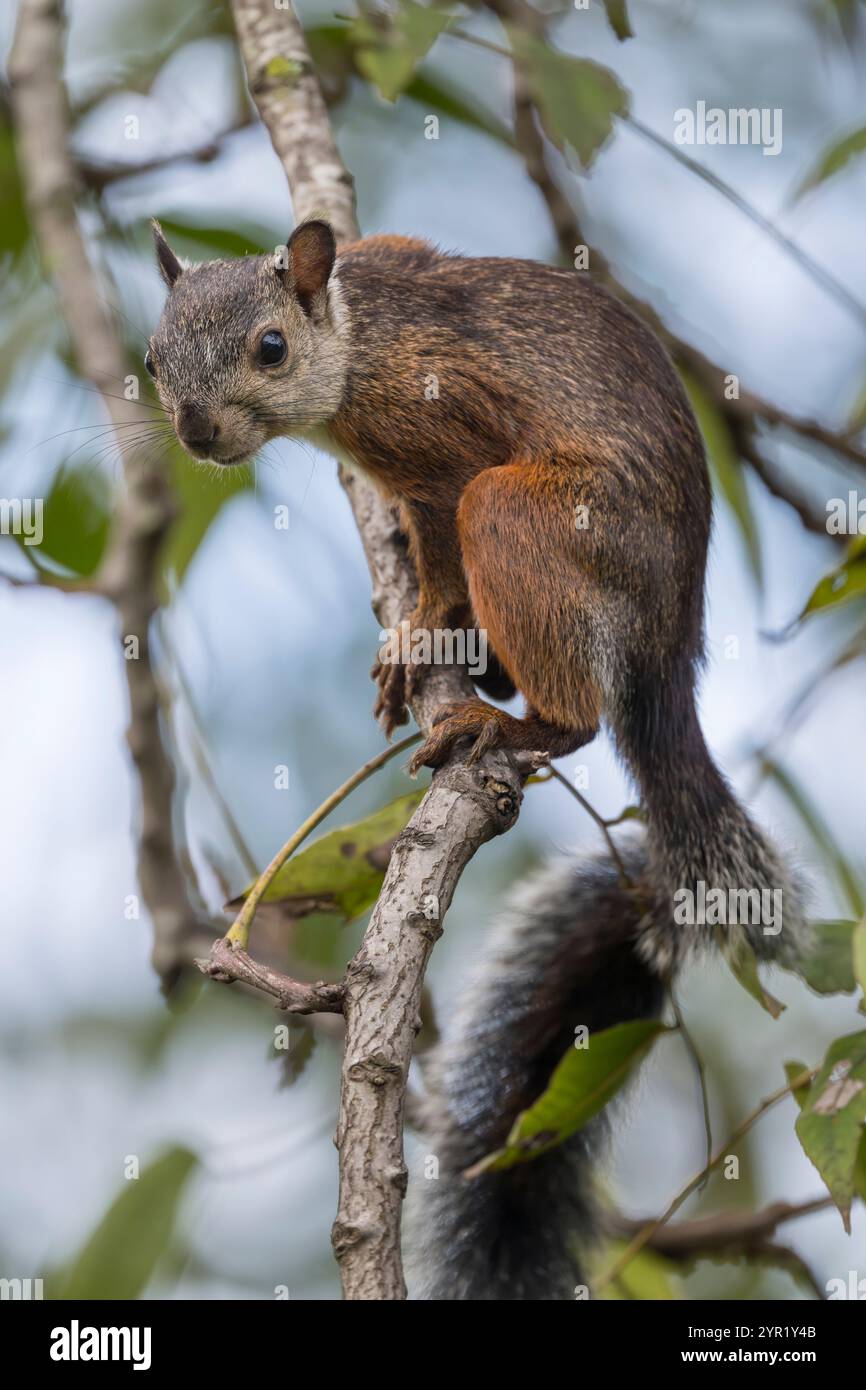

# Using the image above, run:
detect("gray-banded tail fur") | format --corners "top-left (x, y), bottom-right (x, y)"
top-left (412, 771), bottom-right (804, 1299)
top-left (412, 846), bottom-right (663, 1301)
top-left (610, 661), bottom-right (807, 973)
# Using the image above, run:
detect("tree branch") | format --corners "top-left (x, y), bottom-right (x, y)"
top-left (9, 0), bottom-right (200, 990)
top-left (613, 1195), bottom-right (835, 1260)
top-left (229, 0), bottom-right (530, 1299)
top-left (196, 938), bottom-right (345, 1014)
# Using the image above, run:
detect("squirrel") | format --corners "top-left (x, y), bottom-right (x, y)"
top-left (148, 217), bottom-right (806, 1299)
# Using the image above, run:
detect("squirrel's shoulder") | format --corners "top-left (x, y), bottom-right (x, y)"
top-left (338, 234), bottom-right (445, 275)
top-left (337, 235), bottom-right (613, 306)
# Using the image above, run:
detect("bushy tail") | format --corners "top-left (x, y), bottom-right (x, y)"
top-left (413, 668), bottom-right (806, 1301)
top-left (412, 846), bottom-right (663, 1301)
top-left (610, 662), bottom-right (807, 972)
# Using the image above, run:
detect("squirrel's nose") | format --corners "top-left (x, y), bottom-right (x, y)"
top-left (177, 402), bottom-right (219, 452)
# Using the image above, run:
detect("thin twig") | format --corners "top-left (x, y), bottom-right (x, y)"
top-left (670, 990), bottom-right (713, 1181)
top-left (595, 1067), bottom-right (818, 1291)
top-left (547, 763), bottom-right (633, 887)
top-left (225, 732), bottom-right (420, 950)
top-left (195, 937), bottom-right (345, 1014)
top-left (614, 1193), bottom-right (835, 1258)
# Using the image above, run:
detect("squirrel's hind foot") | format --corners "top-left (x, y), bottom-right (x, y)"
top-left (408, 698), bottom-right (594, 775)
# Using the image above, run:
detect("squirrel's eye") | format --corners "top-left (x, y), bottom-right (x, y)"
top-left (258, 330), bottom-right (287, 367)
top-left (144, 348), bottom-right (156, 378)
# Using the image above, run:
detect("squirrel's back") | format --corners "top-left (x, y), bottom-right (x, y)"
top-left (334, 236), bottom-right (706, 506)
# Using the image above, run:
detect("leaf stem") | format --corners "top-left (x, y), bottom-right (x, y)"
top-left (547, 764), bottom-right (633, 887)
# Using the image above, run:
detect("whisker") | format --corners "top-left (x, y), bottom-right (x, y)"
top-left (93, 289), bottom-right (151, 348)
top-left (25, 420), bottom-right (172, 456)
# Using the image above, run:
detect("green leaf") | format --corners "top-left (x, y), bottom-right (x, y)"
top-left (404, 74), bottom-right (513, 146)
top-left (728, 941), bottom-right (785, 1017)
top-left (466, 1019), bottom-right (670, 1176)
top-left (150, 216), bottom-right (271, 262)
top-left (795, 1031), bottom-right (866, 1232)
top-left (600, 1243), bottom-right (679, 1300)
top-left (797, 535), bottom-right (866, 621)
top-left (20, 464), bottom-right (112, 577)
top-left (681, 370), bottom-right (762, 590)
top-left (761, 759), bottom-right (865, 917)
top-left (0, 120), bottom-right (30, 260)
top-left (56, 1147), bottom-right (197, 1299)
top-left (854, 919), bottom-right (866, 1007)
top-left (784, 1060), bottom-right (811, 1110)
top-left (163, 442), bottom-right (252, 583)
top-left (233, 791), bottom-right (424, 920)
top-left (352, 2), bottom-right (453, 104)
top-left (511, 33), bottom-right (629, 171)
top-left (797, 125), bottom-right (866, 199)
top-left (602, 0), bottom-right (633, 42)
top-left (789, 920), bottom-right (860, 996)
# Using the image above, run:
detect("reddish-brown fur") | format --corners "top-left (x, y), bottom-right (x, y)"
top-left (329, 235), bottom-right (709, 770)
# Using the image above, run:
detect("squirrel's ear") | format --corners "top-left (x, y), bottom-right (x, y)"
top-left (151, 219), bottom-right (183, 289)
top-left (284, 219), bottom-right (336, 316)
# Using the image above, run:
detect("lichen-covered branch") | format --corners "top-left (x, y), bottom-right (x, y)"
top-left (9, 0), bottom-right (199, 988)
top-left (231, 0), bottom-right (358, 245)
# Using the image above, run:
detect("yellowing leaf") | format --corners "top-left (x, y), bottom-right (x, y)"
top-left (233, 791), bottom-right (424, 920)
top-left (599, 1243), bottom-right (680, 1300)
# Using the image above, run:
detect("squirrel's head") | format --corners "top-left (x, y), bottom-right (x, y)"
top-left (147, 218), bottom-right (349, 466)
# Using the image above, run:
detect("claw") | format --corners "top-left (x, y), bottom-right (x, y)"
top-left (409, 698), bottom-right (508, 773)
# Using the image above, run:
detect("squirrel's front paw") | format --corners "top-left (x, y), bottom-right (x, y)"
top-left (371, 614), bottom-right (436, 736)
top-left (371, 656), bottom-right (410, 737)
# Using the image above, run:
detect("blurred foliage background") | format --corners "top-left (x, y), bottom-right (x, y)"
top-left (1, 0), bottom-right (865, 1299)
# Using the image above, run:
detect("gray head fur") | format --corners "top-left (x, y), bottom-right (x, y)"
top-left (147, 219), bottom-right (350, 466)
